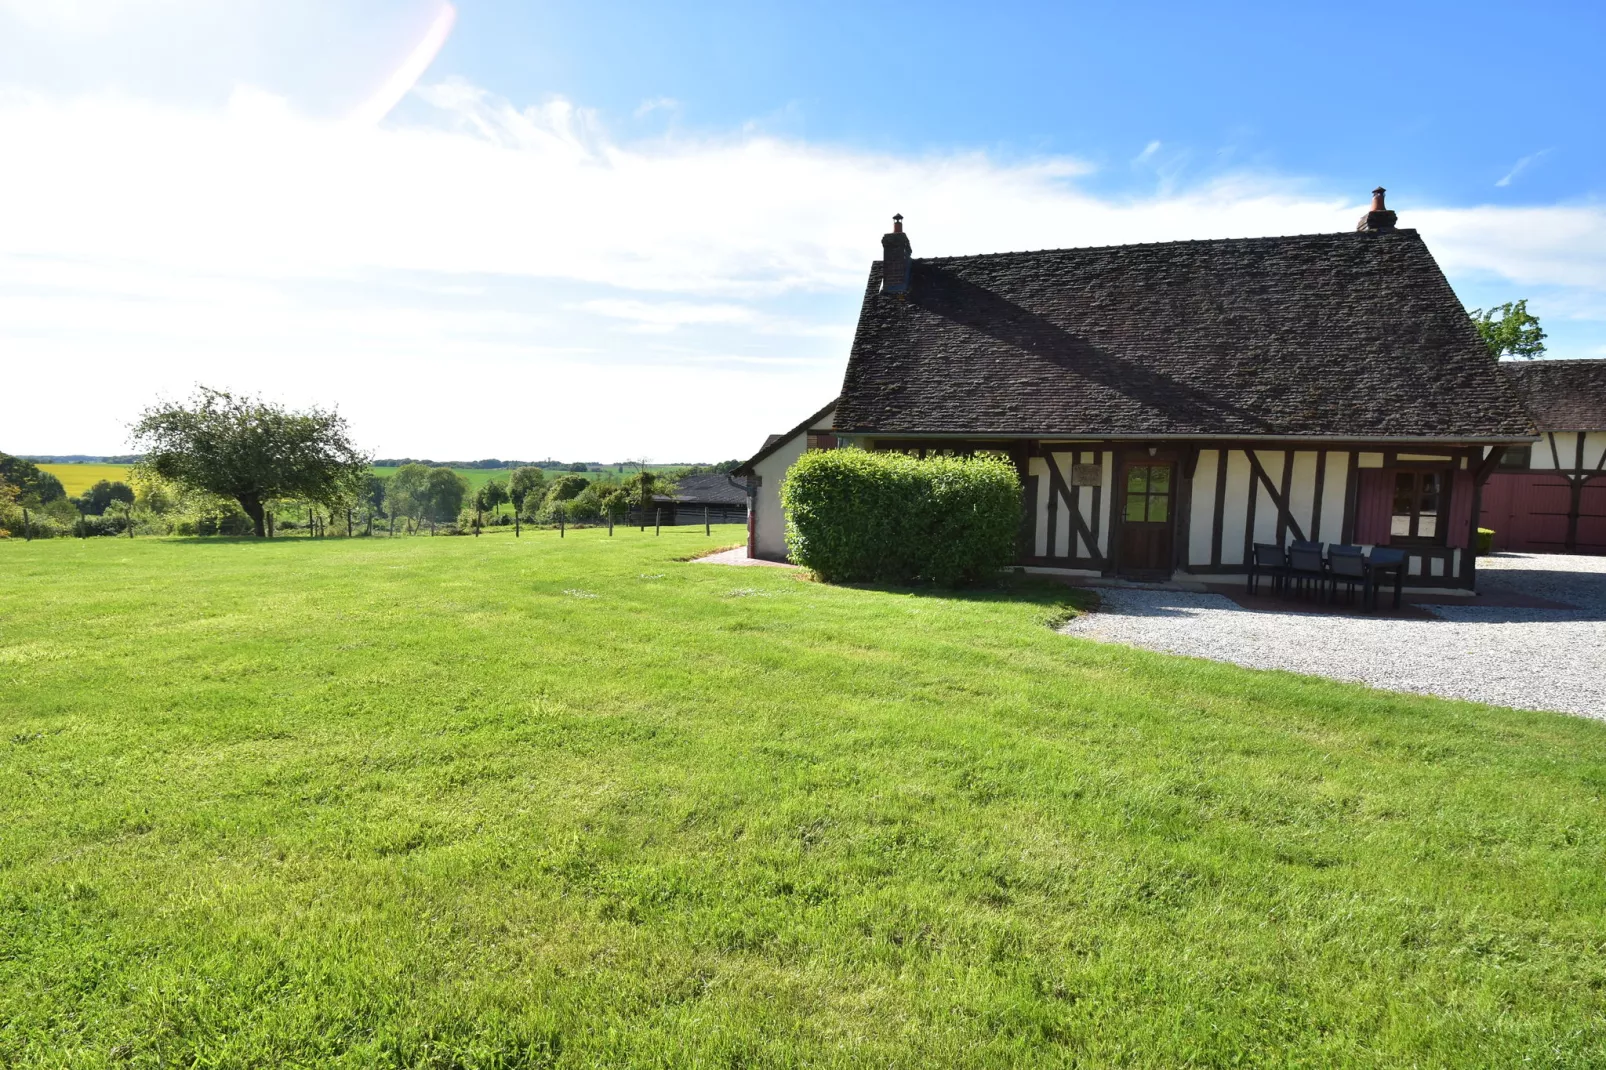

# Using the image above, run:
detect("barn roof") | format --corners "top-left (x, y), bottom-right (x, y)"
top-left (835, 228), bottom-right (1534, 441)
top-left (672, 473), bottom-right (750, 506)
top-left (1499, 359), bottom-right (1606, 431)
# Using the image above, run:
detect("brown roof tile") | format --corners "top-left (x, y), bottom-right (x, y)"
top-left (836, 229), bottom-right (1533, 440)
top-left (1500, 359), bottom-right (1606, 431)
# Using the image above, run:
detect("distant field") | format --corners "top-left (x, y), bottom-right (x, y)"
top-left (3, 530), bottom-right (1605, 1065)
top-left (40, 463), bottom-right (690, 497)
top-left (36, 462), bottom-right (132, 496)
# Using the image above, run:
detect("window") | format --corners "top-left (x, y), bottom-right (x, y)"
top-left (1497, 445), bottom-right (1532, 470)
top-left (1123, 464), bottom-right (1171, 523)
top-left (1390, 470), bottom-right (1442, 541)
top-left (806, 432), bottom-right (838, 451)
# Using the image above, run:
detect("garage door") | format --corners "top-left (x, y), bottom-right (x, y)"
top-left (1482, 473), bottom-right (1606, 554)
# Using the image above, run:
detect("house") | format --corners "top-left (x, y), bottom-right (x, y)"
top-left (1481, 359), bottom-right (1606, 554)
top-left (739, 193), bottom-right (1538, 588)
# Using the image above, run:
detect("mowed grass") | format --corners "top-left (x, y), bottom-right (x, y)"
top-left (3, 530), bottom-right (1605, 1068)
top-left (35, 463), bottom-right (132, 496)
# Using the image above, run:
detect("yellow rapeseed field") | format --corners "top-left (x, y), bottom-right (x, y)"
top-left (37, 463), bottom-right (133, 496)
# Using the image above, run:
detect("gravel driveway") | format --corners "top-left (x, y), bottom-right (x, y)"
top-left (1059, 554), bottom-right (1606, 718)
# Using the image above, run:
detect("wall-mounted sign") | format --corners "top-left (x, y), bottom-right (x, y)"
top-left (1070, 464), bottom-right (1103, 487)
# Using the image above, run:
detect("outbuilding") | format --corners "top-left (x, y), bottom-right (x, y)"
top-left (1482, 359), bottom-right (1606, 554)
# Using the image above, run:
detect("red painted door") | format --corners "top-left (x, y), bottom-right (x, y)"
top-left (1480, 473), bottom-right (1598, 553)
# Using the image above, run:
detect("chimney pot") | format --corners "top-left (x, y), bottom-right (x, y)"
top-left (1357, 186), bottom-right (1398, 233)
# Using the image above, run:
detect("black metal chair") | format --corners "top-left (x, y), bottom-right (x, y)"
top-left (1364, 547), bottom-right (1408, 610)
top-left (1286, 543), bottom-right (1327, 598)
top-left (1327, 545), bottom-right (1366, 604)
top-left (1247, 542), bottom-right (1288, 595)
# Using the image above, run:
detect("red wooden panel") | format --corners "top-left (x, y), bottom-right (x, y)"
top-left (1579, 479), bottom-right (1606, 553)
top-left (1354, 469), bottom-right (1393, 544)
top-left (1480, 473), bottom-right (1576, 553)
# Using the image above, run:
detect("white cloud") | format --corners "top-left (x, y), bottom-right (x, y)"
top-left (3, 82), bottom-right (1605, 459)
top-left (1133, 139), bottom-right (1161, 164)
top-left (577, 299), bottom-right (756, 332)
top-left (1495, 148), bottom-right (1551, 188)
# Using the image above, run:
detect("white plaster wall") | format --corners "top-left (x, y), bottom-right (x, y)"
top-left (1588, 432), bottom-right (1606, 470)
top-left (1287, 452), bottom-right (1318, 537)
top-left (1319, 452), bottom-right (1350, 543)
top-left (1220, 450), bottom-right (1252, 565)
top-left (751, 406), bottom-right (834, 561)
top-left (1028, 457), bottom-right (1050, 556)
top-left (1188, 450), bottom-right (1220, 566)
top-left (1098, 450), bottom-right (1114, 556)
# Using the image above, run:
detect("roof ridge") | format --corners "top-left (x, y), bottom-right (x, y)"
top-left (892, 229), bottom-right (1421, 266)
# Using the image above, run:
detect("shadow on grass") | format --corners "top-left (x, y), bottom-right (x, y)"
top-left (816, 572), bottom-right (1099, 626)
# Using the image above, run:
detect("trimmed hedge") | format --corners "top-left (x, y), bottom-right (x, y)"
top-left (781, 448), bottom-right (1021, 586)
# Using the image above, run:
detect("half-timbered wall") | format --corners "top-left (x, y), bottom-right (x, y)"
top-left (1528, 432), bottom-right (1606, 473)
top-left (1025, 446), bottom-right (1112, 569)
top-left (1186, 447), bottom-right (1470, 583)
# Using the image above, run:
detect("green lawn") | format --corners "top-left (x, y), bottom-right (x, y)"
top-left (3, 529), bottom-right (1605, 1067)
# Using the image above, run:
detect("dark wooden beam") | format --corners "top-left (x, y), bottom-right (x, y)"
top-left (1310, 450), bottom-right (1327, 543)
top-left (1245, 449), bottom-right (1308, 544)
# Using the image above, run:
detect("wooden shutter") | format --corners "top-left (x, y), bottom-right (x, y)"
top-left (1354, 469), bottom-right (1393, 545)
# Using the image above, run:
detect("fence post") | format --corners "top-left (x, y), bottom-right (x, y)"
top-left (608, 512), bottom-right (614, 536)
top-left (704, 506), bottom-right (710, 537)
top-left (347, 508), bottom-right (353, 537)
top-left (559, 505), bottom-right (565, 538)
top-left (655, 508), bottom-right (661, 536)
top-left (515, 510), bottom-right (521, 538)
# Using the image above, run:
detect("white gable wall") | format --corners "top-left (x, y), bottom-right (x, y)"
top-left (750, 405), bottom-right (836, 561)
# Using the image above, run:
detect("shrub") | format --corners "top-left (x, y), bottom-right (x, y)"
top-left (781, 449), bottom-right (1020, 586)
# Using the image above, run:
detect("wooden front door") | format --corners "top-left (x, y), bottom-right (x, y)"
top-left (1119, 461), bottom-right (1176, 577)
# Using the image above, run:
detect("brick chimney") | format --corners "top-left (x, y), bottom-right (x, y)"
top-left (1356, 187), bottom-right (1398, 232)
top-left (881, 214), bottom-right (911, 294)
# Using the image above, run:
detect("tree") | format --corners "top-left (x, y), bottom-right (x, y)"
top-left (0, 453), bottom-right (66, 505)
top-left (387, 464), bottom-right (430, 533)
top-left (361, 473), bottom-right (389, 516)
top-left (76, 479), bottom-right (135, 516)
top-left (130, 387), bottom-right (369, 537)
top-left (481, 478), bottom-right (510, 517)
top-left (567, 462), bottom-right (588, 473)
top-left (423, 467), bottom-right (469, 526)
top-left (509, 466), bottom-right (546, 515)
top-left (1471, 300), bottom-right (1546, 360)
top-left (544, 474), bottom-right (589, 503)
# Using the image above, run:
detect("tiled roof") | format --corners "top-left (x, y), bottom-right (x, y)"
top-left (835, 229), bottom-right (1534, 440)
top-left (1500, 359), bottom-right (1606, 431)
top-left (672, 473), bottom-right (750, 506)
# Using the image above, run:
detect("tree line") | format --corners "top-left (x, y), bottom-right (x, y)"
top-left (2, 387), bottom-right (718, 540)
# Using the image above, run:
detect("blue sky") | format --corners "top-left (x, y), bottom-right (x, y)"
top-left (4, 0), bottom-right (1603, 459)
